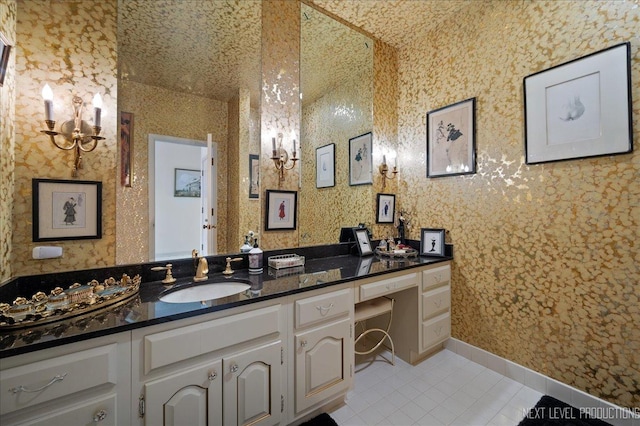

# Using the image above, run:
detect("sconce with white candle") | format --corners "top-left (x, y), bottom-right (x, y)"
top-left (40, 84), bottom-right (105, 177)
top-left (270, 132), bottom-right (298, 180)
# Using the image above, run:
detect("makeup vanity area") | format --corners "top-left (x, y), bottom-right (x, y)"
top-left (0, 254), bottom-right (451, 426)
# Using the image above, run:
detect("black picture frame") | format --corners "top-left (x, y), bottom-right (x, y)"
top-left (249, 154), bottom-right (259, 199)
top-left (353, 227), bottom-right (373, 256)
top-left (0, 32), bottom-right (10, 87)
top-left (316, 143), bottom-right (335, 188)
top-left (349, 132), bottom-right (373, 186)
top-left (376, 193), bottom-right (396, 224)
top-left (420, 228), bottom-right (445, 257)
top-left (32, 179), bottom-right (102, 242)
top-left (524, 42), bottom-right (632, 164)
top-left (426, 97), bottom-right (477, 178)
top-left (265, 190), bottom-right (297, 231)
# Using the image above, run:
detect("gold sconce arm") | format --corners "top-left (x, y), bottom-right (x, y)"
top-left (379, 162), bottom-right (398, 190)
top-left (270, 132), bottom-right (298, 180)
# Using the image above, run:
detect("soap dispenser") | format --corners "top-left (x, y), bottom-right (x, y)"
top-left (240, 235), bottom-right (252, 253)
top-left (248, 239), bottom-right (263, 274)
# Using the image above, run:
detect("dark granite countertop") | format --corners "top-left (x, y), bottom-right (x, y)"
top-left (0, 242), bottom-right (452, 359)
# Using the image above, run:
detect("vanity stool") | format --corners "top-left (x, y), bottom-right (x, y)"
top-left (354, 296), bottom-right (395, 365)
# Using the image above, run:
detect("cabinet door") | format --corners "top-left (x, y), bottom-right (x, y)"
top-left (294, 318), bottom-right (351, 414)
top-left (223, 340), bottom-right (282, 426)
top-left (144, 360), bottom-right (222, 426)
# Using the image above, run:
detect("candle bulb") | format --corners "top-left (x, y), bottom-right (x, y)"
top-left (383, 155), bottom-right (387, 165)
top-left (92, 93), bottom-right (102, 128)
top-left (394, 156), bottom-right (397, 169)
top-left (271, 137), bottom-right (277, 157)
top-left (292, 139), bottom-right (297, 158)
top-left (42, 84), bottom-right (54, 122)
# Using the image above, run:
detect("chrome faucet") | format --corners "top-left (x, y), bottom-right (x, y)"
top-left (192, 249), bottom-right (209, 282)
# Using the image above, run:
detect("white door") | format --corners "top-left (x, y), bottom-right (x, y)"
top-left (223, 341), bottom-right (282, 426)
top-left (143, 359), bottom-right (222, 426)
top-left (200, 134), bottom-right (218, 255)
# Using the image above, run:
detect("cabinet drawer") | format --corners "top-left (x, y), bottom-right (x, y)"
top-left (359, 272), bottom-right (418, 301)
top-left (20, 393), bottom-right (116, 426)
top-left (422, 286), bottom-right (450, 320)
top-left (295, 289), bottom-right (351, 329)
top-left (144, 305), bottom-right (281, 374)
top-left (0, 344), bottom-right (118, 416)
top-left (422, 264), bottom-right (451, 291)
top-left (421, 312), bottom-right (451, 351)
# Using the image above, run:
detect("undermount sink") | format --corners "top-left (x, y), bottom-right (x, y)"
top-left (159, 281), bottom-right (251, 304)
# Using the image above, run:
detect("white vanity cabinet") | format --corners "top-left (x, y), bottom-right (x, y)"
top-left (0, 332), bottom-right (131, 426)
top-left (290, 286), bottom-right (353, 418)
top-left (132, 301), bottom-right (284, 426)
top-left (420, 263), bottom-right (452, 353)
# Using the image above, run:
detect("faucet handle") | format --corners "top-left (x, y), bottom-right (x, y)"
top-left (151, 264), bottom-right (177, 285)
top-left (222, 257), bottom-right (243, 275)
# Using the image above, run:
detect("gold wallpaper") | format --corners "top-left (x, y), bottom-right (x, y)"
top-left (116, 80), bottom-right (229, 263)
top-left (0, 0), bottom-right (16, 282)
top-left (259, 0), bottom-right (301, 250)
top-left (396, 0), bottom-right (639, 407)
top-left (11, 0), bottom-right (118, 277)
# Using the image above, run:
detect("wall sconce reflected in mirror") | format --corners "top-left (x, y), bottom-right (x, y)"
top-left (379, 155), bottom-right (397, 190)
top-left (271, 132), bottom-right (298, 181)
top-left (40, 84), bottom-right (105, 177)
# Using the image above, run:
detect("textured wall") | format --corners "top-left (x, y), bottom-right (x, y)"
top-left (397, 0), bottom-right (639, 407)
top-left (260, 0), bottom-right (300, 250)
top-left (0, 0), bottom-right (16, 282)
top-left (11, 0), bottom-right (118, 277)
top-left (116, 80), bottom-right (229, 263)
top-left (299, 68), bottom-right (374, 246)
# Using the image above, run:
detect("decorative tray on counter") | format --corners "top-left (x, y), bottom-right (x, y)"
top-left (375, 247), bottom-right (418, 258)
top-left (267, 254), bottom-right (305, 270)
top-left (0, 274), bottom-right (141, 330)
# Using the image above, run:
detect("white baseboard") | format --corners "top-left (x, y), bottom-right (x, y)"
top-left (445, 338), bottom-right (639, 426)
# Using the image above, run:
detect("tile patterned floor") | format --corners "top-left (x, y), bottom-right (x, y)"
top-left (328, 349), bottom-right (543, 426)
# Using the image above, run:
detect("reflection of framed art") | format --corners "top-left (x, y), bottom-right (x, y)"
top-left (426, 98), bottom-right (476, 178)
top-left (376, 193), bottom-right (395, 224)
top-left (265, 190), bottom-right (297, 231)
top-left (420, 228), bottom-right (445, 257)
top-left (174, 168), bottom-right (201, 197)
top-left (353, 227), bottom-right (373, 256)
top-left (120, 111), bottom-right (133, 187)
top-left (356, 256), bottom-right (374, 276)
top-left (249, 154), bottom-right (259, 199)
top-left (32, 179), bottom-right (102, 242)
top-left (0, 32), bottom-right (11, 87)
top-left (349, 132), bottom-right (373, 186)
top-left (316, 143), bottom-right (335, 188)
top-left (524, 42), bottom-right (632, 164)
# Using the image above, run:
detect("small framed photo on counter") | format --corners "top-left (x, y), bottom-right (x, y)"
top-left (353, 227), bottom-right (373, 256)
top-left (420, 228), bottom-right (445, 257)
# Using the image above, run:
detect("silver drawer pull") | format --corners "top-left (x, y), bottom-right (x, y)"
top-left (435, 326), bottom-right (443, 336)
top-left (9, 373), bottom-right (68, 394)
top-left (316, 303), bottom-right (334, 316)
top-left (208, 370), bottom-right (217, 381)
top-left (434, 299), bottom-right (442, 308)
top-left (230, 364), bottom-right (238, 373)
top-left (93, 409), bottom-right (107, 422)
top-left (300, 340), bottom-right (308, 348)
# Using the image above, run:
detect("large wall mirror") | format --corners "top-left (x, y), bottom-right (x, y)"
top-left (299, 3), bottom-right (374, 247)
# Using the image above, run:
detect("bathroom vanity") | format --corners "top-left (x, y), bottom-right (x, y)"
top-left (0, 252), bottom-right (451, 425)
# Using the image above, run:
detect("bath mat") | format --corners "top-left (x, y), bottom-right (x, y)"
top-left (518, 395), bottom-right (612, 426)
top-left (300, 412), bottom-right (339, 426)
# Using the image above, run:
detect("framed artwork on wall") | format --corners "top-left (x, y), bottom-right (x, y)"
top-left (249, 154), bottom-right (260, 199)
top-left (376, 193), bottom-right (395, 224)
top-left (174, 168), bottom-right (201, 197)
top-left (420, 228), bottom-right (445, 257)
top-left (316, 143), bottom-right (335, 188)
top-left (265, 190), bottom-right (297, 231)
top-left (524, 42), bottom-right (632, 164)
top-left (349, 132), bottom-right (373, 186)
top-left (426, 97), bottom-right (476, 178)
top-left (353, 227), bottom-right (373, 256)
top-left (0, 32), bottom-right (11, 87)
top-left (32, 179), bottom-right (102, 242)
top-left (120, 111), bottom-right (134, 187)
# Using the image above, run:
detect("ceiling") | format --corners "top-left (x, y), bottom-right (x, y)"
top-left (118, 0), bottom-right (469, 104)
